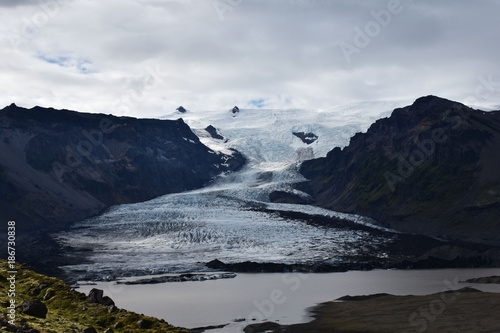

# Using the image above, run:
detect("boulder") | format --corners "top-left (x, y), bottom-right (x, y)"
top-left (88, 288), bottom-right (115, 307)
top-left (82, 328), bottom-right (97, 333)
top-left (137, 319), bottom-right (153, 329)
top-left (19, 300), bottom-right (47, 319)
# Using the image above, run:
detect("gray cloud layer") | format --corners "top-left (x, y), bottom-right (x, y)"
top-left (1, 0), bottom-right (499, 116)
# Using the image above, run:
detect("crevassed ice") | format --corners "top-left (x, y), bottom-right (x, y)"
top-left (56, 102), bottom-right (407, 279)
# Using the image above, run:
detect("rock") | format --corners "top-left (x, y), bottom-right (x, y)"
top-left (205, 125), bottom-right (224, 140)
top-left (42, 289), bottom-right (55, 301)
top-left (337, 294), bottom-right (390, 301)
top-left (190, 324), bottom-right (229, 332)
top-left (463, 276), bottom-right (500, 284)
top-left (206, 259), bottom-right (227, 270)
top-left (82, 328), bottom-right (97, 333)
top-left (113, 322), bottom-right (124, 329)
top-left (136, 319), bottom-right (153, 329)
top-left (176, 106), bottom-right (187, 113)
top-left (292, 131), bottom-right (318, 144)
top-left (104, 328), bottom-right (114, 333)
top-left (19, 300), bottom-right (47, 319)
top-left (244, 321), bottom-right (281, 333)
top-left (38, 283), bottom-right (49, 290)
top-left (88, 288), bottom-right (115, 307)
top-left (231, 106), bottom-right (240, 114)
top-left (205, 259), bottom-right (350, 273)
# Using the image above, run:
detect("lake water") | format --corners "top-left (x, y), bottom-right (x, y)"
top-left (76, 268), bottom-right (500, 332)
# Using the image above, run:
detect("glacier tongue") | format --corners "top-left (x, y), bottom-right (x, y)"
top-left (56, 101), bottom-right (409, 280)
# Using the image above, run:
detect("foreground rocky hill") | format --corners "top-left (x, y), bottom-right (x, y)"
top-left (0, 104), bottom-right (244, 231)
top-left (299, 96), bottom-right (500, 246)
top-left (0, 260), bottom-right (189, 333)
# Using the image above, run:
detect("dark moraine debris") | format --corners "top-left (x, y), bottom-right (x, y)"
top-left (205, 259), bottom-right (367, 273)
top-left (190, 323), bottom-right (229, 333)
top-left (337, 293), bottom-right (390, 301)
top-left (269, 190), bottom-right (314, 204)
top-left (463, 276), bottom-right (500, 284)
top-left (117, 272), bottom-right (237, 284)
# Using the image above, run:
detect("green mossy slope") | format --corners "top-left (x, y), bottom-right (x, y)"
top-left (0, 260), bottom-right (188, 333)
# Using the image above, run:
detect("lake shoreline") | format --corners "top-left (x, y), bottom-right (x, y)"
top-left (75, 268), bottom-right (500, 332)
top-left (244, 287), bottom-right (500, 332)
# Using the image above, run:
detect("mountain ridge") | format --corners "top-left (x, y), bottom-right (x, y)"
top-left (299, 96), bottom-right (500, 245)
top-left (0, 103), bottom-right (245, 231)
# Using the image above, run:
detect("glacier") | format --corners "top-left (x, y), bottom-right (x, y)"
top-left (55, 100), bottom-right (412, 280)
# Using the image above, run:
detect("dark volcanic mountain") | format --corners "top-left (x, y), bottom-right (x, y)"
top-left (0, 104), bottom-right (244, 231)
top-left (299, 96), bottom-right (500, 246)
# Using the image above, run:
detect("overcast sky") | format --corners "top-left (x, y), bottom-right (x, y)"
top-left (1, 0), bottom-right (499, 117)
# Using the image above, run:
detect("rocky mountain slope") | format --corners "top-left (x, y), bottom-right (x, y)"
top-left (0, 103), bottom-right (244, 231)
top-left (300, 96), bottom-right (500, 245)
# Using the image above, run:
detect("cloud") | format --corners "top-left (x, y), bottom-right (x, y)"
top-left (1, 0), bottom-right (500, 117)
top-left (0, 0), bottom-right (40, 8)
